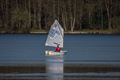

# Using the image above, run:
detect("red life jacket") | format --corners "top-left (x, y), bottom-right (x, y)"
top-left (55, 47), bottom-right (61, 52)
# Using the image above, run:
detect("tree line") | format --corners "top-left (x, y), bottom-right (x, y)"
top-left (0, 0), bottom-right (120, 33)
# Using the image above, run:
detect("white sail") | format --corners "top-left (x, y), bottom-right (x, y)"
top-left (45, 20), bottom-right (64, 48)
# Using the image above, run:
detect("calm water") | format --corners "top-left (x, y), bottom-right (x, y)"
top-left (0, 34), bottom-right (120, 65)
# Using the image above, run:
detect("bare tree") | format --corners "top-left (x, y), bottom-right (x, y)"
top-left (61, 0), bottom-right (67, 31)
top-left (77, 0), bottom-right (84, 30)
top-left (105, 0), bottom-right (112, 30)
top-left (37, 0), bottom-right (42, 30)
top-left (98, 0), bottom-right (104, 29)
top-left (85, 0), bottom-right (95, 29)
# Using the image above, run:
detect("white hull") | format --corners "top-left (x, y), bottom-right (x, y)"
top-left (45, 50), bottom-right (64, 56)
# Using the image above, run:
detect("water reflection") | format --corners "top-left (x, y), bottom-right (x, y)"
top-left (46, 56), bottom-right (64, 80)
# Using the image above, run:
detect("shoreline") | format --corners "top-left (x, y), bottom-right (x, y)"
top-left (30, 31), bottom-right (112, 35)
top-left (0, 31), bottom-right (118, 35)
top-left (0, 29), bottom-right (120, 35)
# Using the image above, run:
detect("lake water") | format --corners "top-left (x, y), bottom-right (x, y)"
top-left (0, 34), bottom-right (120, 65)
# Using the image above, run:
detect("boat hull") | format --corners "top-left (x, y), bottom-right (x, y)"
top-left (45, 50), bottom-right (64, 56)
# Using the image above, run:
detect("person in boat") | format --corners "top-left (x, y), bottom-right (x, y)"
top-left (55, 44), bottom-right (61, 52)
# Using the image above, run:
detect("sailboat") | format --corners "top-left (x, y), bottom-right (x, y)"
top-left (45, 20), bottom-right (66, 56)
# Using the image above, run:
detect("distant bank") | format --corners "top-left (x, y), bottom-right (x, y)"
top-left (30, 31), bottom-right (112, 35)
top-left (0, 30), bottom-right (119, 35)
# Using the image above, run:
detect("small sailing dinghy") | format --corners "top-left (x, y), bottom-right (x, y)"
top-left (45, 20), bottom-right (66, 56)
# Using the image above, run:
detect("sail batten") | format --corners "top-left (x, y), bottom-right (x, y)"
top-left (45, 20), bottom-right (64, 48)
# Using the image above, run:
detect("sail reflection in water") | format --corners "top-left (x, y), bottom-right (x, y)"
top-left (46, 56), bottom-right (64, 80)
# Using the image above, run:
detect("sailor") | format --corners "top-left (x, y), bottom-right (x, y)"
top-left (55, 44), bottom-right (61, 52)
